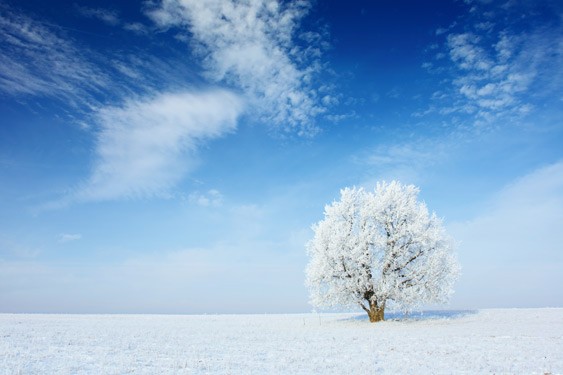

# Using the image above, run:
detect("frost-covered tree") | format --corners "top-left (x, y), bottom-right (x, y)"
top-left (306, 181), bottom-right (460, 322)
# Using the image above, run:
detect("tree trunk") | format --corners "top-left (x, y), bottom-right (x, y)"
top-left (367, 300), bottom-right (385, 323)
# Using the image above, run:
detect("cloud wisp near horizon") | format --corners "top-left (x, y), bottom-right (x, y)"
top-left (449, 161), bottom-right (563, 308)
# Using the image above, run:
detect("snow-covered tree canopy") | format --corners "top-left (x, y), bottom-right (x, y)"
top-left (305, 181), bottom-right (460, 322)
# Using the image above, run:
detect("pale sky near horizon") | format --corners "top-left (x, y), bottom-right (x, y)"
top-left (1, 0), bottom-right (562, 313)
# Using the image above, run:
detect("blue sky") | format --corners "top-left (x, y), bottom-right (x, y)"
top-left (1, 0), bottom-right (562, 313)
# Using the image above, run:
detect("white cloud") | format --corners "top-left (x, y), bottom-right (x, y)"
top-left (445, 30), bottom-right (535, 120)
top-left (76, 6), bottom-right (120, 26)
top-left (188, 189), bottom-right (224, 207)
top-left (447, 33), bottom-right (493, 71)
top-left (73, 90), bottom-right (244, 202)
top-left (123, 22), bottom-right (149, 35)
top-left (76, 6), bottom-right (151, 35)
top-left (448, 161), bottom-right (563, 308)
top-left (58, 233), bottom-right (82, 243)
top-left (145, 0), bottom-right (327, 136)
top-left (429, 1), bottom-right (563, 127)
top-left (2, 5), bottom-right (247, 207)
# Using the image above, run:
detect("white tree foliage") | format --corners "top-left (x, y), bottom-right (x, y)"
top-left (306, 181), bottom-right (460, 316)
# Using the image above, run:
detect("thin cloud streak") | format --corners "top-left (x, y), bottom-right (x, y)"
top-left (0, 4), bottom-right (198, 113)
top-left (0, 4), bottom-right (109, 103)
top-left (187, 189), bottom-right (224, 207)
top-left (58, 233), bottom-right (82, 243)
top-left (75, 6), bottom-right (120, 26)
top-left (353, 136), bottom-right (455, 187)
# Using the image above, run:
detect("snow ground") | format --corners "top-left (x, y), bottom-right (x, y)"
top-left (0, 308), bottom-right (561, 374)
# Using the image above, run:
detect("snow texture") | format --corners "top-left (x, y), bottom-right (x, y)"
top-left (1, 309), bottom-right (561, 374)
top-left (306, 181), bottom-right (460, 313)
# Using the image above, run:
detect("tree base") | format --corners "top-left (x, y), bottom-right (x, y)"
top-left (367, 302), bottom-right (385, 323)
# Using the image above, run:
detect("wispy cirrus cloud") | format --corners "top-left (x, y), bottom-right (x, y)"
top-left (424, 0), bottom-right (563, 127)
top-left (58, 233), bottom-right (82, 243)
top-left (187, 189), bottom-right (224, 207)
top-left (0, 3), bottom-right (192, 112)
top-left (0, 4), bottom-right (109, 103)
top-left (75, 5), bottom-right (150, 35)
top-left (71, 90), bottom-right (244, 202)
top-left (122, 22), bottom-right (149, 35)
top-left (0, 4), bottom-right (189, 116)
top-left (353, 137), bottom-right (453, 186)
top-left (75, 6), bottom-right (120, 26)
top-left (145, 0), bottom-right (328, 136)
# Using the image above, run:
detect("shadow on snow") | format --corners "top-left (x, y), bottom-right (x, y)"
top-left (343, 309), bottom-right (478, 322)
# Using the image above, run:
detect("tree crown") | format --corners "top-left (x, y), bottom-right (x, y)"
top-left (306, 181), bottom-right (460, 313)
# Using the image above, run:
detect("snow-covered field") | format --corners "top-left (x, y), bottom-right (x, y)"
top-left (1, 308), bottom-right (561, 374)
